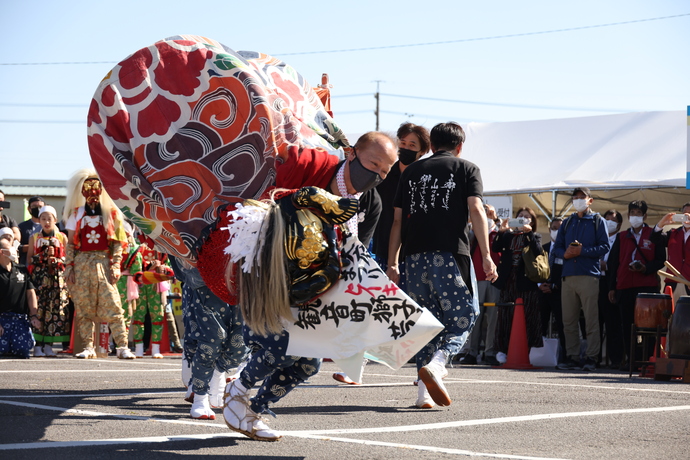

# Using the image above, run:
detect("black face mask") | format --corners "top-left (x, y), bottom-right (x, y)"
top-left (348, 154), bottom-right (382, 193)
top-left (398, 148), bottom-right (418, 165)
top-left (30, 207), bottom-right (40, 218)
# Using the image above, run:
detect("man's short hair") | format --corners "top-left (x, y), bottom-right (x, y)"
top-left (430, 122), bottom-right (465, 151)
top-left (681, 202), bottom-right (690, 212)
top-left (28, 196), bottom-right (44, 206)
top-left (397, 123), bottom-right (430, 154)
top-left (628, 200), bottom-right (648, 215)
top-left (604, 209), bottom-right (623, 224)
top-left (572, 187), bottom-right (591, 197)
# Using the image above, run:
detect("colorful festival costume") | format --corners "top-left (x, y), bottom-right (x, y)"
top-left (130, 243), bottom-right (170, 356)
top-left (64, 171), bottom-right (135, 359)
top-left (87, 36), bottom-right (443, 437)
top-left (116, 237), bottom-right (142, 331)
top-left (28, 231), bottom-right (70, 348)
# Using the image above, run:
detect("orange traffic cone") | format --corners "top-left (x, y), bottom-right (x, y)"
top-left (502, 297), bottom-right (540, 370)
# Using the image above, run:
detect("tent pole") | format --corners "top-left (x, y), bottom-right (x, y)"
top-left (528, 193), bottom-right (552, 224)
top-left (552, 190), bottom-right (557, 220)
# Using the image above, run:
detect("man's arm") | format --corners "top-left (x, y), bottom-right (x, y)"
top-left (27, 288), bottom-right (41, 329)
top-left (468, 196), bottom-right (497, 281)
top-left (580, 216), bottom-right (612, 258)
top-left (386, 207), bottom-right (403, 284)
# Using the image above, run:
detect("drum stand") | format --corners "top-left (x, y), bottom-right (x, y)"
top-left (654, 262), bottom-right (690, 382)
top-left (628, 324), bottom-right (664, 378)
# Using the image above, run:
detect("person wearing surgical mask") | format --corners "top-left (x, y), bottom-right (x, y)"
top-left (598, 210), bottom-right (624, 369)
top-left (0, 236), bottom-right (42, 359)
top-left (18, 196), bottom-right (45, 266)
top-left (551, 187), bottom-right (610, 371)
top-left (326, 132), bottom-right (398, 246)
top-left (493, 207), bottom-right (544, 361)
top-left (458, 203), bottom-right (502, 366)
top-left (334, 125), bottom-right (430, 386)
top-left (650, 202), bottom-right (690, 298)
top-left (607, 201), bottom-right (665, 368)
top-left (538, 217), bottom-right (567, 364)
top-left (370, 123), bottom-right (430, 274)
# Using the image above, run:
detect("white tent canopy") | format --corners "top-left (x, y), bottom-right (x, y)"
top-left (461, 110), bottom-right (687, 195)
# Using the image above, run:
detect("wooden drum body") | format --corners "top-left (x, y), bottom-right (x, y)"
top-left (668, 296), bottom-right (690, 359)
top-left (634, 293), bottom-right (672, 330)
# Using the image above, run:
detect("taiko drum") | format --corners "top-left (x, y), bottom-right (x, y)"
top-left (634, 293), bottom-right (672, 329)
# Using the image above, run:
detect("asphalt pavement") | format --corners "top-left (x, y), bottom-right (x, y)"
top-left (1, 355), bottom-right (689, 459)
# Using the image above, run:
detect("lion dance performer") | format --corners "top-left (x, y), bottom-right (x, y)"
top-left (63, 169), bottom-right (136, 359)
top-left (87, 35), bottom-right (443, 440)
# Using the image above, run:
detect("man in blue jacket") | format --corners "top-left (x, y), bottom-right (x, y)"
top-left (551, 187), bottom-right (610, 371)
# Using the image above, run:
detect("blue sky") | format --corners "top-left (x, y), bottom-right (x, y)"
top-left (1, 0), bottom-right (688, 180)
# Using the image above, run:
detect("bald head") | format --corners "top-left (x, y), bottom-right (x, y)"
top-left (343, 132), bottom-right (398, 194)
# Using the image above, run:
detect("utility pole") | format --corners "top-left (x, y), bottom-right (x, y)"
top-left (373, 80), bottom-right (384, 131)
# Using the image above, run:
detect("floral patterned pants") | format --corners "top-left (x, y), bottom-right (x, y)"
top-left (239, 326), bottom-right (321, 416)
top-left (405, 251), bottom-right (478, 371)
top-left (183, 284), bottom-right (248, 395)
top-left (69, 251), bottom-right (128, 350)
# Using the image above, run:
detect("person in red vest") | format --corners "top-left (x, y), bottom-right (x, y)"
top-left (650, 202), bottom-right (690, 296)
top-left (607, 200), bottom-right (665, 362)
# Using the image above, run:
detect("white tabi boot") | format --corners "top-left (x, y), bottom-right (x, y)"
top-left (190, 393), bottom-right (215, 420)
top-left (151, 343), bottom-right (163, 359)
top-left (134, 342), bottom-right (144, 358)
top-left (223, 379), bottom-right (282, 441)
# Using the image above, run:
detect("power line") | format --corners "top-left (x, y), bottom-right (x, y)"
top-left (275, 13), bottom-right (690, 56)
top-left (381, 93), bottom-right (633, 112)
top-left (1, 13), bottom-right (687, 65)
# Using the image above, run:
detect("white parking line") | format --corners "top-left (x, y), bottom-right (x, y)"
top-left (0, 432), bottom-right (565, 459)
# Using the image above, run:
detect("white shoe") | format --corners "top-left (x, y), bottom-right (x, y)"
top-left (416, 380), bottom-right (435, 408)
top-left (223, 379), bottom-right (282, 441)
top-left (117, 347), bottom-right (136, 359)
top-left (75, 348), bottom-right (96, 359)
top-left (134, 342), bottom-right (144, 358)
top-left (190, 393), bottom-right (216, 420)
top-left (43, 344), bottom-right (57, 357)
top-left (418, 351), bottom-right (451, 407)
top-left (209, 370), bottom-right (226, 408)
top-left (34, 345), bottom-right (45, 357)
top-left (151, 343), bottom-right (163, 359)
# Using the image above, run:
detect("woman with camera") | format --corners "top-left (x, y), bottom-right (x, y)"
top-left (492, 207), bottom-right (544, 358)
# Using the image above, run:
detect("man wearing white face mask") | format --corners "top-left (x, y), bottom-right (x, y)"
top-left (650, 202), bottom-right (690, 298)
top-left (607, 201), bottom-right (665, 366)
top-left (552, 187), bottom-right (610, 371)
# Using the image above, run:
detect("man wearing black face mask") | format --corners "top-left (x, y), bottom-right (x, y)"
top-left (323, 131), bottom-right (399, 247)
top-left (18, 196), bottom-right (45, 266)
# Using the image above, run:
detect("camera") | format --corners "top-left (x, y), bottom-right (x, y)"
top-left (508, 217), bottom-right (526, 229)
top-left (0, 201), bottom-right (10, 208)
top-left (672, 214), bottom-right (688, 223)
top-left (629, 260), bottom-right (643, 271)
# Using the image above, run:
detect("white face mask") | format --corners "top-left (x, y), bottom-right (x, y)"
top-left (572, 198), bottom-right (589, 213)
top-left (550, 229), bottom-right (559, 241)
top-left (629, 216), bottom-right (644, 229)
top-left (605, 219), bottom-right (619, 234)
top-left (6, 246), bottom-right (18, 263)
top-left (683, 222), bottom-right (690, 229)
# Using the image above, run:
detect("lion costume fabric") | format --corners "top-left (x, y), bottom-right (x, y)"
top-left (87, 36), bottom-right (443, 379)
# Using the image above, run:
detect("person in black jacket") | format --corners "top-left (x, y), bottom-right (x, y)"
top-left (539, 217), bottom-right (566, 363)
top-left (493, 207), bottom-right (544, 356)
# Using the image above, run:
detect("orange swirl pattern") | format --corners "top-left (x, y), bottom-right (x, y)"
top-left (88, 35), bottom-right (347, 261)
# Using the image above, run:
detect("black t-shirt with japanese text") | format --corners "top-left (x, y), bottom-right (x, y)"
top-left (394, 151), bottom-right (483, 259)
top-left (0, 263), bottom-right (35, 314)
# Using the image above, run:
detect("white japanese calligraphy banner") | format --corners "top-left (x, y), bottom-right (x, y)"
top-left (285, 236), bottom-right (444, 381)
